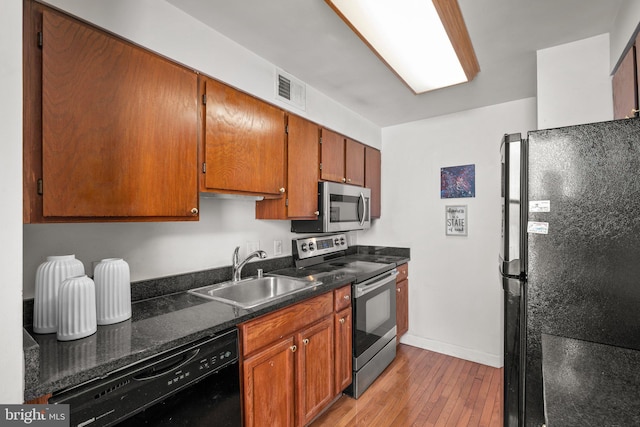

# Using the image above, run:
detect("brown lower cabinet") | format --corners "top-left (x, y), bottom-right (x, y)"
top-left (334, 307), bottom-right (352, 395)
top-left (239, 286), bottom-right (352, 427)
top-left (396, 263), bottom-right (409, 343)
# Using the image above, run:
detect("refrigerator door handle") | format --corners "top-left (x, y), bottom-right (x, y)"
top-left (502, 275), bottom-right (524, 296)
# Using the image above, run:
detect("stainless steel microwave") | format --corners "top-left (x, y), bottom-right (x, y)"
top-left (291, 182), bottom-right (371, 233)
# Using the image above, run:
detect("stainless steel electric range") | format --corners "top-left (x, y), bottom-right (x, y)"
top-left (270, 234), bottom-right (398, 398)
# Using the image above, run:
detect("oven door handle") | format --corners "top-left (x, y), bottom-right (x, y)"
top-left (355, 269), bottom-right (398, 298)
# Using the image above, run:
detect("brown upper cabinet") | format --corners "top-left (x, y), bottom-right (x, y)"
top-left (320, 128), bottom-right (346, 183)
top-left (612, 31), bottom-right (640, 120)
top-left (255, 114), bottom-right (320, 219)
top-left (365, 146), bottom-right (381, 218)
top-left (345, 138), bottom-right (365, 186)
top-left (199, 75), bottom-right (286, 198)
top-left (320, 128), bottom-right (366, 187)
top-left (23, 2), bottom-right (199, 222)
top-left (613, 45), bottom-right (638, 120)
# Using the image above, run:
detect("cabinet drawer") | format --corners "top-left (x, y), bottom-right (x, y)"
top-left (396, 263), bottom-right (408, 282)
top-left (239, 292), bottom-right (333, 356)
top-left (333, 285), bottom-right (352, 312)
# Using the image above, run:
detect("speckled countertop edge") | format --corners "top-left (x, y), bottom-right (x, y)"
top-left (23, 246), bottom-right (410, 401)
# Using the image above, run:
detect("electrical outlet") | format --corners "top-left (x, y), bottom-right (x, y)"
top-left (246, 241), bottom-right (260, 253)
top-left (274, 240), bottom-right (283, 256)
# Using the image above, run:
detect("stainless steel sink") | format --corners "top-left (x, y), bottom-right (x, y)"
top-left (188, 276), bottom-right (321, 309)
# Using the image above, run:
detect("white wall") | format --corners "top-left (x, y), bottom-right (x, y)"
top-left (1, 0), bottom-right (25, 403)
top-left (537, 34), bottom-right (613, 129)
top-left (23, 0), bottom-right (378, 298)
top-left (358, 98), bottom-right (537, 367)
top-left (24, 199), bottom-right (328, 298)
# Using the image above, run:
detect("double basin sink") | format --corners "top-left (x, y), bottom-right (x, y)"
top-left (189, 275), bottom-right (321, 309)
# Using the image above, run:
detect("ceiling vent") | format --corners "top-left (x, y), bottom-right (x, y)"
top-left (275, 69), bottom-right (306, 111)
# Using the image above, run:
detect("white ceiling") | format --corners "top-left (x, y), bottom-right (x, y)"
top-left (166, 0), bottom-right (624, 127)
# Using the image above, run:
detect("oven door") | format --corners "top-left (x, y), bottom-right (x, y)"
top-left (352, 269), bottom-right (398, 370)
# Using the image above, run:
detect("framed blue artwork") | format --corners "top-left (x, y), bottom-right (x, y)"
top-left (440, 164), bottom-right (475, 198)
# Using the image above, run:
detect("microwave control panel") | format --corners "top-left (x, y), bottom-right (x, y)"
top-left (294, 234), bottom-right (348, 259)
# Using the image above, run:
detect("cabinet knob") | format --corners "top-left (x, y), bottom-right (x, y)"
top-left (347, 178), bottom-right (352, 182)
top-left (343, 295), bottom-right (350, 300)
top-left (191, 208), bottom-right (199, 215)
top-left (314, 211), bottom-right (320, 216)
top-left (290, 345), bottom-right (297, 353)
top-left (342, 178), bottom-right (346, 183)
top-left (339, 318), bottom-right (345, 324)
top-left (279, 187), bottom-right (286, 193)
top-left (397, 288), bottom-right (401, 292)
top-left (303, 338), bottom-right (310, 345)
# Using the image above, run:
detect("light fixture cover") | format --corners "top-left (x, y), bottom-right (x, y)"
top-left (326, 0), bottom-right (479, 94)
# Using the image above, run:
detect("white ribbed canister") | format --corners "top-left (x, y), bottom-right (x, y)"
top-left (57, 275), bottom-right (97, 341)
top-left (33, 255), bottom-right (85, 334)
top-left (94, 258), bottom-right (131, 325)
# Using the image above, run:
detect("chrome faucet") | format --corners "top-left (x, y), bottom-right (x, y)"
top-left (232, 246), bottom-right (267, 281)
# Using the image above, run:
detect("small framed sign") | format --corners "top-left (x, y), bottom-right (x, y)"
top-left (446, 205), bottom-right (468, 236)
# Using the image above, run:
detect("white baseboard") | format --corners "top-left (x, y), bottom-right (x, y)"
top-left (399, 333), bottom-right (503, 368)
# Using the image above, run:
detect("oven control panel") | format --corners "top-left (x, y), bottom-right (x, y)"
top-left (294, 233), bottom-right (348, 259)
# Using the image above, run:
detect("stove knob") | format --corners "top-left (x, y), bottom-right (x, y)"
top-left (308, 242), bottom-right (315, 251)
top-left (301, 243), bottom-right (308, 252)
top-left (340, 237), bottom-right (346, 245)
top-left (334, 238), bottom-right (340, 246)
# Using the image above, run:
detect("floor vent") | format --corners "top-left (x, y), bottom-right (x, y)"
top-left (276, 69), bottom-right (306, 111)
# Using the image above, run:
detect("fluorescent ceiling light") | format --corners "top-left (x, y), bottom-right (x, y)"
top-left (325, 0), bottom-right (479, 94)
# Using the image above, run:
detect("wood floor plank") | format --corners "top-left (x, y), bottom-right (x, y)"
top-left (311, 344), bottom-right (502, 427)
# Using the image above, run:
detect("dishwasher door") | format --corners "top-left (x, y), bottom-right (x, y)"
top-left (118, 359), bottom-right (240, 427)
top-left (50, 329), bottom-right (241, 427)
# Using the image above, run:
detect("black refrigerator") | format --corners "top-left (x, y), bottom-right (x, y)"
top-left (499, 118), bottom-right (640, 427)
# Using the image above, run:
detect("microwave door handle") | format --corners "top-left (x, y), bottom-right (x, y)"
top-left (358, 192), bottom-right (366, 226)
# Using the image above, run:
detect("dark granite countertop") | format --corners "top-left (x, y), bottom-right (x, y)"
top-left (23, 245), bottom-right (410, 401)
top-left (542, 333), bottom-right (640, 426)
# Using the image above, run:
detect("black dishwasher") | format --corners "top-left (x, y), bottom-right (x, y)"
top-left (50, 329), bottom-right (241, 427)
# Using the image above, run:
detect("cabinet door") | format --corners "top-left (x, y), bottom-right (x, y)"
top-left (40, 9), bottom-right (198, 219)
top-left (334, 308), bottom-right (352, 395)
top-left (287, 115), bottom-right (320, 217)
top-left (613, 45), bottom-right (638, 120)
top-left (296, 316), bottom-right (334, 426)
top-left (255, 114), bottom-right (319, 219)
top-left (320, 128), bottom-right (345, 183)
top-left (365, 146), bottom-right (381, 218)
top-left (345, 139), bottom-right (365, 186)
top-left (243, 337), bottom-right (296, 427)
top-left (396, 279), bottom-right (409, 342)
top-left (201, 76), bottom-right (286, 196)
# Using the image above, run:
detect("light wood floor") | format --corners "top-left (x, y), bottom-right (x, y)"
top-left (311, 344), bottom-right (503, 427)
